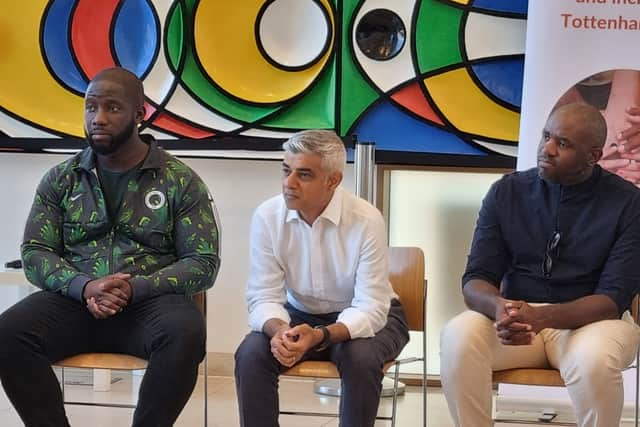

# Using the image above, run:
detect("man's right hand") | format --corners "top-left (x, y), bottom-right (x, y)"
top-left (83, 273), bottom-right (132, 318)
top-left (269, 323), bottom-right (300, 367)
top-left (86, 296), bottom-right (111, 319)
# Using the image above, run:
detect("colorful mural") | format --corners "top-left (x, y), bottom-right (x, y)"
top-left (0, 0), bottom-right (526, 166)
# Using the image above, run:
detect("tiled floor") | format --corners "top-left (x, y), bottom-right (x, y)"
top-left (0, 372), bottom-right (636, 426)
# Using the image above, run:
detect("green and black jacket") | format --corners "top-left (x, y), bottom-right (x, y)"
top-left (21, 136), bottom-right (220, 303)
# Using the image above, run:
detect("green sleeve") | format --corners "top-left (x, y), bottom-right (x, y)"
top-left (21, 166), bottom-right (92, 300)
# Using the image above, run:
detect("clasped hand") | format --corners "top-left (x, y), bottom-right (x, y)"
top-left (270, 324), bottom-right (321, 367)
top-left (494, 300), bottom-right (541, 346)
top-left (83, 273), bottom-right (132, 319)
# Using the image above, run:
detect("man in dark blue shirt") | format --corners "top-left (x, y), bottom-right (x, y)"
top-left (441, 103), bottom-right (640, 427)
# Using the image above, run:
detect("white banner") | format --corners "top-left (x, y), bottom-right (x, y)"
top-left (518, 0), bottom-right (640, 184)
top-left (504, 0), bottom-right (640, 414)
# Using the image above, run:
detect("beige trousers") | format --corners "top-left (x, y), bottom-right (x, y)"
top-left (440, 310), bottom-right (640, 427)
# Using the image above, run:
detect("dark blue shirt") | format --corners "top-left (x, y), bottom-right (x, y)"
top-left (463, 165), bottom-right (640, 315)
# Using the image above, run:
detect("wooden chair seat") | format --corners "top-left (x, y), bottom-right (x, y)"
top-left (492, 368), bottom-right (565, 387)
top-left (56, 353), bottom-right (148, 371)
top-left (282, 360), bottom-right (395, 379)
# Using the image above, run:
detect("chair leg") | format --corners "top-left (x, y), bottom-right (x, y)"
top-left (61, 367), bottom-right (66, 402)
top-left (422, 280), bottom-right (427, 427)
top-left (635, 336), bottom-right (640, 427)
top-left (422, 357), bottom-right (427, 427)
top-left (204, 352), bottom-right (208, 427)
top-left (423, 321), bottom-right (427, 427)
top-left (635, 296), bottom-right (639, 427)
top-left (391, 364), bottom-right (400, 427)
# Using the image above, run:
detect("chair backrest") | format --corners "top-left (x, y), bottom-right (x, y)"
top-left (189, 198), bottom-right (220, 320)
top-left (193, 292), bottom-right (206, 318)
top-left (388, 247), bottom-right (426, 332)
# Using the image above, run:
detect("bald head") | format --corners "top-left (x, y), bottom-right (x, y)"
top-left (537, 102), bottom-right (606, 185)
top-left (89, 67), bottom-right (144, 109)
top-left (551, 103), bottom-right (607, 150)
top-left (84, 67), bottom-right (147, 159)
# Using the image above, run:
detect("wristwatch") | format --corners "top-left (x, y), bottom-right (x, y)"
top-left (314, 325), bottom-right (331, 352)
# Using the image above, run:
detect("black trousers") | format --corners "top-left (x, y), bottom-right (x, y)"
top-left (0, 291), bottom-right (206, 427)
top-left (234, 299), bottom-right (410, 427)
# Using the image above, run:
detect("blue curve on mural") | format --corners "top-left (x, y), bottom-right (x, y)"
top-left (472, 0), bottom-right (528, 15)
top-left (42, 0), bottom-right (88, 93)
top-left (352, 101), bottom-right (486, 155)
top-left (471, 57), bottom-right (524, 108)
top-left (113, 0), bottom-right (158, 77)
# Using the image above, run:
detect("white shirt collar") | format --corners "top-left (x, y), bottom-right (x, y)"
top-left (285, 187), bottom-right (343, 226)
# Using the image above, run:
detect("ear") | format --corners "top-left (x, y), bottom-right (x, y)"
top-left (327, 171), bottom-right (343, 190)
top-left (135, 105), bottom-right (146, 125)
top-left (590, 147), bottom-right (603, 165)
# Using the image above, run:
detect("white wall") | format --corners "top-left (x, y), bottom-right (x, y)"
top-left (0, 152), bottom-right (354, 354)
top-left (388, 169), bottom-right (505, 375)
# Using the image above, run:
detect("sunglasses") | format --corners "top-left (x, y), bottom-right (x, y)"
top-left (542, 231), bottom-right (561, 277)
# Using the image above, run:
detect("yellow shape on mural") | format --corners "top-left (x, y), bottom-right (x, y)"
top-left (424, 67), bottom-right (519, 142)
top-left (0, 1), bottom-right (84, 136)
top-left (194, 0), bottom-right (334, 104)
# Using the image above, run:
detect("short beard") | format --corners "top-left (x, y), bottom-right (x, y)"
top-left (86, 120), bottom-right (136, 156)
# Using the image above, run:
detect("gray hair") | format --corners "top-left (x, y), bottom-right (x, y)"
top-left (282, 130), bottom-right (346, 174)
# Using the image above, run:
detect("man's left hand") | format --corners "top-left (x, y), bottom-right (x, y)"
top-left (270, 324), bottom-right (324, 366)
top-left (96, 273), bottom-right (133, 314)
top-left (495, 301), bottom-right (547, 334)
top-left (99, 274), bottom-right (133, 302)
top-left (283, 324), bottom-right (323, 356)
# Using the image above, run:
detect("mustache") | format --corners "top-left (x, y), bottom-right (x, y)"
top-left (538, 156), bottom-right (554, 164)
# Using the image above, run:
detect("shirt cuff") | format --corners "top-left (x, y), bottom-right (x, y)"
top-left (68, 274), bottom-right (93, 301)
top-left (337, 307), bottom-right (375, 339)
top-left (249, 303), bottom-right (291, 332)
top-left (129, 276), bottom-right (152, 304)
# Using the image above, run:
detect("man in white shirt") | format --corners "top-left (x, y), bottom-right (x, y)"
top-left (234, 130), bottom-right (410, 427)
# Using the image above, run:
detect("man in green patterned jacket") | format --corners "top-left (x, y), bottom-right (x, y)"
top-left (0, 67), bottom-right (220, 427)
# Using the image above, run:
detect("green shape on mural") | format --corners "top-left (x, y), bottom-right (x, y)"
top-left (166, 3), bottom-right (183, 68)
top-left (165, 0), bottom-right (279, 125)
top-left (339, 0), bottom-right (379, 136)
top-left (261, 57), bottom-right (335, 129)
top-left (416, 0), bottom-right (463, 74)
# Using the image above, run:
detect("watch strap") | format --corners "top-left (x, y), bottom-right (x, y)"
top-left (314, 325), bottom-right (331, 352)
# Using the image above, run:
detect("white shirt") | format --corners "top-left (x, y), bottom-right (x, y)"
top-left (246, 186), bottom-right (395, 339)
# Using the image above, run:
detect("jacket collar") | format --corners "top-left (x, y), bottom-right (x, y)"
top-left (76, 134), bottom-right (161, 172)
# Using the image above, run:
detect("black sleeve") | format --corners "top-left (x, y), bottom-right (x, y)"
top-left (462, 180), bottom-right (509, 290)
